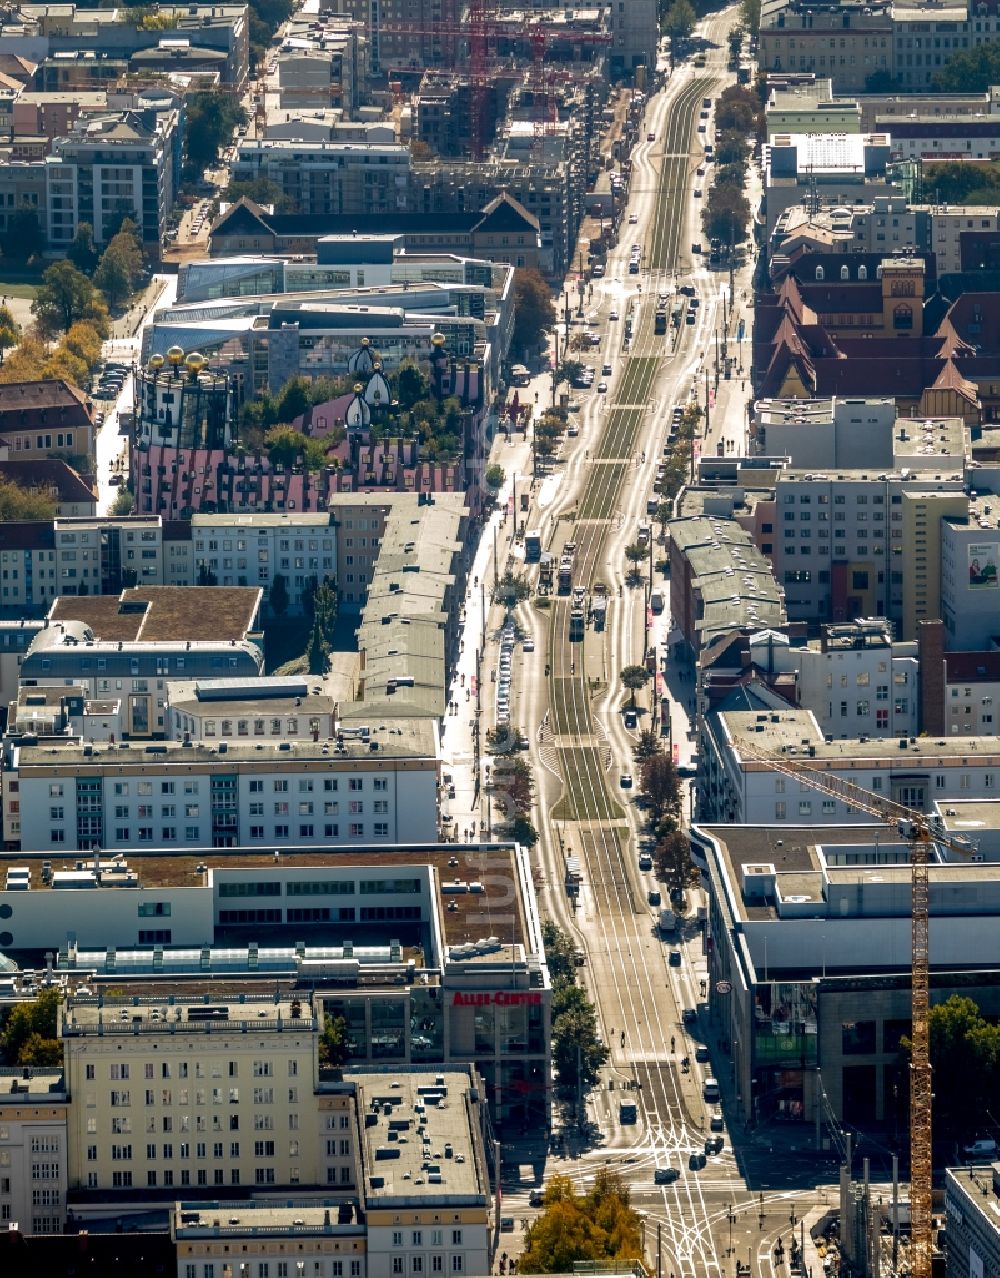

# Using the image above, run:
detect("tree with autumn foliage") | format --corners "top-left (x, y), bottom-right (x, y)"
top-left (520, 1169), bottom-right (644, 1273)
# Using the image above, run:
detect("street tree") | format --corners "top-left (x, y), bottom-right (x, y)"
top-left (491, 568), bottom-right (531, 611)
top-left (512, 267), bottom-right (557, 357)
top-left (640, 752), bottom-right (681, 828)
top-left (551, 982), bottom-right (608, 1096)
top-left (32, 261), bottom-right (97, 334)
top-left (520, 1171), bottom-right (642, 1274)
top-left (620, 663), bottom-right (650, 708)
top-left (184, 91), bottom-right (246, 175)
top-left (508, 813), bottom-right (539, 848)
top-left (484, 463), bottom-right (505, 491)
top-left (661, 0), bottom-right (695, 42)
top-left (541, 919), bottom-right (578, 983)
top-left (655, 828), bottom-right (691, 891)
top-left (654, 501), bottom-right (672, 538)
top-left (633, 729), bottom-right (662, 763)
top-left (739, 0), bottom-right (761, 33)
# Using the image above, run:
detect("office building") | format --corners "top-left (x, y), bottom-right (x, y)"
top-left (699, 706), bottom-right (1000, 824)
top-left (693, 820), bottom-right (1000, 1130)
top-left (701, 618), bottom-right (919, 740)
top-left (8, 716), bottom-right (438, 853)
top-left (764, 132), bottom-right (893, 239)
top-left (941, 499), bottom-right (1000, 649)
top-left (232, 141), bottom-right (410, 219)
top-left (192, 514), bottom-right (338, 615)
top-left (769, 468), bottom-right (967, 630)
top-left (45, 103), bottom-right (180, 252)
top-left (0, 842), bottom-right (549, 1129)
top-left (165, 677), bottom-right (337, 745)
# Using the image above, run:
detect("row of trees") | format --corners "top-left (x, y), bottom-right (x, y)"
top-left (64, 218), bottom-right (146, 310)
top-left (702, 85), bottom-right (763, 246)
top-left (541, 921), bottom-right (609, 1102)
top-left (492, 753), bottom-right (539, 849)
top-left (184, 91), bottom-right (247, 177)
top-left (634, 734), bottom-right (689, 890)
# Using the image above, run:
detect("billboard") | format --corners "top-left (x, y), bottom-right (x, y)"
top-left (968, 543), bottom-right (999, 590)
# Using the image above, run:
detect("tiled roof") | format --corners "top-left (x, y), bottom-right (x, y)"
top-left (0, 458), bottom-right (95, 505)
top-left (0, 379), bottom-right (91, 424)
top-left (944, 651), bottom-right (1000, 682)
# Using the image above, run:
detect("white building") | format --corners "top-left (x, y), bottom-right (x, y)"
top-left (9, 720), bottom-right (438, 854)
top-left (0, 1069), bottom-right (68, 1235)
top-left (231, 140), bottom-right (411, 218)
top-left (699, 706), bottom-right (1000, 824)
top-left (703, 619), bottom-right (919, 739)
top-left (173, 1200), bottom-right (368, 1278)
top-left (165, 677), bottom-right (337, 744)
top-left (0, 843), bottom-right (550, 1130)
top-left (754, 397), bottom-right (898, 471)
top-left (941, 502), bottom-right (1000, 649)
top-left (192, 513), bottom-right (338, 613)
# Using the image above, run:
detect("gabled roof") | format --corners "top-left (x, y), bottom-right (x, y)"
top-left (210, 197), bottom-right (276, 240)
top-left (929, 357), bottom-right (980, 407)
top-left (0, 459), bottom-right (95, 506)
top-left (473, 191), bottom-right (539, 235)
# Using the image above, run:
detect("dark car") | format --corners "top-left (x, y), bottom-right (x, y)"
top-left (669, 948), bottom-right (682, 967)
top-left (695, 1044), bottom-right (710, 1063)
top-left (688, 1151), bottom-right (707, 1170)
top-left (654, 1166), bottom-right (679, 1184)
top-left (705, 1134), bottom-right (725, 1154)
top-left (682, 1007), bottom-right (697, 1025)
top-left (648, 889), bottom-right (661, 907)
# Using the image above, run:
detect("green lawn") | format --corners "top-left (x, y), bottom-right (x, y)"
top-left (0, 281), bottom-right (39, 300)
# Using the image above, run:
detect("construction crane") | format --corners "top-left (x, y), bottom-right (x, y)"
top-left (735, 736), bottom-right (976, 1278)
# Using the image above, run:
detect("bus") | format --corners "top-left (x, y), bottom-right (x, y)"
top-left (569, 608), bottom-right (585, 641)
top-left (524, 529), bottom-right (542, 563)
top-left (510, 364), bottom-right (531, 387)
top-left (619, 1100), bottom-right (638, 1124)
top-left (654, 308), bottom-right (668, 334)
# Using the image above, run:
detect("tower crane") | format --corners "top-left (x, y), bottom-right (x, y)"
top-left (735, 735), bottom-right (975, 1278)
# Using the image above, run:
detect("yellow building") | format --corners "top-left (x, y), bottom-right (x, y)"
top-left (899, 490), bottom-right (970, 640)
top-left (61, 993), bottom-right (320, 1196)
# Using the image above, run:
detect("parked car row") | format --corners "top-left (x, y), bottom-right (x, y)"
top-left (495, 622), bottom-right (518, 729)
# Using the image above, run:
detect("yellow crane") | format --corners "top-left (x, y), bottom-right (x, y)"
top-left (735, 736), bottom-right (970, 1278)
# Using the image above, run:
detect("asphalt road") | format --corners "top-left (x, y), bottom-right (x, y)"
top-left (436, 10), bottom-right (842, 1274)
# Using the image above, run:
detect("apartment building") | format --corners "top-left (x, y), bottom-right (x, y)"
top-left (945, 1165), bottom-right (1000, 1278)
top-left (356, 1070), bottom-right (491, 1278)
top-left (165, 677), bottom-right (337, 745)
top-left (699, 706), bottom-right (1000, 824)
top-left (759, 0), bottom-right (894, 91)
top-left (0, 4), bottom-right (249, 95)
top-left (668, 516), bottom-right (786, 658)
top-left (231, 141), bottom-right (411, 218)
top-left (769, 468), bottom-right (967, 631)
top-left (45, 104), bottom-right (180, 251)
top-left (0, 1069), bottom-right (68, 1236)
top-left (192, 513), bottom-right (338, 616)
top-left (9, 718), bottom-right (437, 853)
top-left (173, 1202), bottom-right (367, 1278)
top-left (0, 381), bottom-right (94, 467)
top-left (693, 819), bottom-right (1000, 1130)
top-left (0, 621), bottom-right (44, 707)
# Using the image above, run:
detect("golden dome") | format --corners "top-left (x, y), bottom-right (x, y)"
top-left (166, 345), bottom-right (184, 364)
top-left (148, 353), bottom-right (164, 370)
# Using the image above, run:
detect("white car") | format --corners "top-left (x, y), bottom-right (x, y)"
top-left (629, 212), bottom-right (638, 224)
top-left (609, 308), bottom-right (619, 321)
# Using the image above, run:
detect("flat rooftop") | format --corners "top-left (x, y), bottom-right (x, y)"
top-left (0, 1068), bottom-right (66, 1100)
top-left (0, 844), bottom-right (529, 948)
top-left (724, 708), bottom-right (1000, 765)
top-left (15, 719), bottom-right (436, 769)
top-left (355, 1068), bottom-right (488, 1204)
top-left (166, 676), bottom-right (336, 719)
top-left (49, 586), bottom-right (260, 643)
top-left (63, 991), bottom-right (313, 1034)
top-left (173, 1199), bottom-right (364, 1239)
